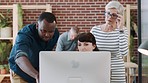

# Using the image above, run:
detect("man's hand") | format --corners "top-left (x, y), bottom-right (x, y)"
top-left (15, 56), bottom-right (39, 82)
top-left (35, 74), bottom-right (39, 83)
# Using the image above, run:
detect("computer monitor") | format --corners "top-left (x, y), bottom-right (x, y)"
top-left (39, 51), bottom-right (111, 83)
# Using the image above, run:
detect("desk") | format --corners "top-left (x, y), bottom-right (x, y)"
top-left (0, 74), bottom-right (10, 83)
top-left (125, 62), bottom-right (138, 83)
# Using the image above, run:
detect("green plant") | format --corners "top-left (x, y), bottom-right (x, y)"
top-left (0, 64), bottom-right (5, 69)
top-left (0, 41), bottom-right (11, 74)
top-left (129, 13), bottom-right (137, 63)
top-left (17, 3), bottom-right (23, 30)
top-left (0, 10), bottom-right (11, 28)
top-left (0, 64), bottom-right (9, 74)
top-left (0, 41), bottom-right (12, 65)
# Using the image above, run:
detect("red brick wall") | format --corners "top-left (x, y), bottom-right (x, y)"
top-left (0, 0), bottom-right (137, 33)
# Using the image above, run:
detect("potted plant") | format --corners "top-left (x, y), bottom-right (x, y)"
top-left (0, 64), bottom-right (7, 74)
top-left (0, 10), bottom-right (12, 38)
top-left (0, 41), bottom-right (12, 74)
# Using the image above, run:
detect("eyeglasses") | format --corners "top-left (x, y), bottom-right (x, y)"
top-left (105, 12), bottom-right (118, 19)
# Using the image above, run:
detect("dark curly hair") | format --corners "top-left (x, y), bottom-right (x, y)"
top-left (38, 12), bottom-right (57, 23)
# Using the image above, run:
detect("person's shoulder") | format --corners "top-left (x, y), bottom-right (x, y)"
top-left (19, 24), bottom-right (36, 33)
top-left (58, 31), bottom-right (68, 39)
top-left (92, 25), bottom-right (101, 29)
top-left (60, 31), bottom-right (68, 36)
top-left (52, 28), bottom-right (60, 39)
top-left (54, 28), bottom-right (59, 34)
top-left (90, 25), bottom-right (101, 32)
top-left (17, 24), bottom-right (37, 39)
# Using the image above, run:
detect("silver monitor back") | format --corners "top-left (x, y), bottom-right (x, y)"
top-left (39, 51), bottom-right (111, 83)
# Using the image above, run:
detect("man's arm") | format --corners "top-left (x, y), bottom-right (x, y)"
top-left (55, 36), bottom-right (64, 51)
top-left (15, 56), bottom-right (39, 83)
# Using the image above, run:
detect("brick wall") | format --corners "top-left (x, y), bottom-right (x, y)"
top-left (0, 0), bottom-right (138, 82)
top-left (0, 0), bottom-right (138, 33)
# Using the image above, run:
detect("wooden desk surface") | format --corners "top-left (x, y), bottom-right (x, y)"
top-left (124, 62), bottom-right (138, 68)
top-left (0, 74), bottom-right (10, 82)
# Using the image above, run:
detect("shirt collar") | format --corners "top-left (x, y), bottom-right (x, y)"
top-left (67, 31), bottom-right (71, 41)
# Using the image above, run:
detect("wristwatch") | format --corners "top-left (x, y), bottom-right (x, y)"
top-left (119, 29), bottom-right (124, 33)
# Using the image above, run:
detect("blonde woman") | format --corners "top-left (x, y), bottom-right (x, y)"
top-left (91, 1), bottom-right (128, 83)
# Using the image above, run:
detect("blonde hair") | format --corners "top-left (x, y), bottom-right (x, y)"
top-left (105, 1), bottom-right (124, 15)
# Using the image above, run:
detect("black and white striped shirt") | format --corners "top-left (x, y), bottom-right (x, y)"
top-left (91, 25), bottom-right (128, 83)
top-left (90, 25), bottom-right (128, 58)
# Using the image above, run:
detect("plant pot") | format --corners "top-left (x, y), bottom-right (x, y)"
top-left (0, 27), bottom-right (12, 38)
top-left (0, 68), bottom-right (7, 74)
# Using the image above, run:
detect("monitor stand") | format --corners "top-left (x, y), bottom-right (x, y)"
top-left (68, 77), bottom-right (82, 83)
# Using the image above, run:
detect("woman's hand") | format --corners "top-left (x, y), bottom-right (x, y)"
top-left (116, 14), bottom-right (124, 30)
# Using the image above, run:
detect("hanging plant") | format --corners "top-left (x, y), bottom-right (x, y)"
top-left (17, 3), bottom-right (23, 30)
